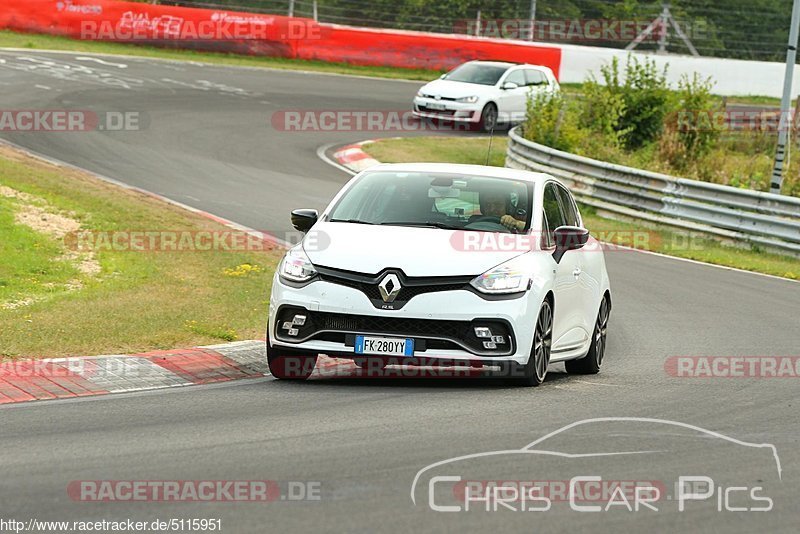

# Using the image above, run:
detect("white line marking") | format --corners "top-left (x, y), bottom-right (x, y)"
top-left (316, 142), bottom-right (357, 176)
top-left (75, 56), bottom-right (128, 69)
top-left (34, 84), bottom-right (51, 90)
top-left (0, 47), bottom-right (425, 84)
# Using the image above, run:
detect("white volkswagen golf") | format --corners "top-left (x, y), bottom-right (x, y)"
top-left (412, 60), bottom-right (560, 131)
top-left (267, 163), bottom-right (611, 386)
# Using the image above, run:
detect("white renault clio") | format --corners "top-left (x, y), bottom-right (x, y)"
top-left (268, 163), bottom-right (611, 386)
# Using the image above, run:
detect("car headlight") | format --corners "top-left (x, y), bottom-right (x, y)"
top-left (470, 258), bottom-right (531, 294)
top-left (456, 96), bottom-right (479, 104)
top-left (416, 90), bottom-right (426, 98)
top-left (279, 246), bottom-right (317, 283)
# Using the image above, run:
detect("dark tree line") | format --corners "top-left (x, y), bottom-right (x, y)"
top-left (162, 0), bottom-right (793, 61)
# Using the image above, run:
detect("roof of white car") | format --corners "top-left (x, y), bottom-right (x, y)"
top-left (468, 60), bottom-right (519, 68)
top-left (468, 60), bottom-right (553, 73)
top-left (365, 162), bottom-right (553, 184)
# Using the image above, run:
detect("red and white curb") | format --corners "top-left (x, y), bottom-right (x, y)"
top-left (0, 340), bottom-right (269, 405)
top-left (331, 141), bottom-right (380, 173)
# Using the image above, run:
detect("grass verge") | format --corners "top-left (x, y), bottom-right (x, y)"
top-left (363, 136), bottom-right (798, 280)
top-left (0, 145), bottom-right (283, 359)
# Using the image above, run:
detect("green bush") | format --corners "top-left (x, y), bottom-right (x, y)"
top-left (581, 63), bottom-right (629, 149)
top-left (522, 91), bottom-right (583, 152)
top-left (674, 73), bottom-right (722, 159)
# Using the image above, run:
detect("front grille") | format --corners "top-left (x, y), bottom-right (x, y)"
top-left (318, 312), bottom-right (471, 339)
top-left (417, 106), bottom-right (457, 116)
top-left (421, 94), bottom-right (457, 101)
top-left (274, 306), bottom-right (515, 356)
top-left (316, 266), bottom-right (473, 309)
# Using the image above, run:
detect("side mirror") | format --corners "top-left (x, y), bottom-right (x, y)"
top-left (440, 74), bottom-right (447, 79)
top-left (291, 209), bottom-right (318, 233)
top-left (502, 81), bottom-right (519, 90)
top-left (552, 226), bottom-right (589, 264)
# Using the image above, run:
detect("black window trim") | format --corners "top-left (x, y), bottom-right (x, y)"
top-left (553, 182), bottom-right (582, 228)
top-left (541, 181), bottom-right (567, 250)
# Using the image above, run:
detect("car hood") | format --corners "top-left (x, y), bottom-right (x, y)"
top-left (420, 79), bottom-right (496, 99)
top-left (304, 222), bottom-right (524, 277)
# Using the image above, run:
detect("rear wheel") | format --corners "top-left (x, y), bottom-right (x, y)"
top-left (565, 295), bottom-right (610, 375)
top-left (512, 300), bottom-right (553, 387)
top-left (266, 341), bottom-right (317, 380)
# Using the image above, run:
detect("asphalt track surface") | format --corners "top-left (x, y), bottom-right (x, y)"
top-left (1, 50), bottom-right (799, 533)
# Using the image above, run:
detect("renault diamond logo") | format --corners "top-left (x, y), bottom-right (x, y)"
top-left (378, 274), bottom-right (402, 303)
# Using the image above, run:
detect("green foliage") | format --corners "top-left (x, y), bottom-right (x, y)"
top-left (169, 1), bottom-right (788, 61)
top-left (581, 64), bottom-right (629, 149)
top-left (519, 55), bottom-right (798, 197)
top-left (663, 73), bottom-right (722, 167)
top-left (523, 91), bottom-right (583, 152)
top-left (559, 56), bottom-right (671, 150)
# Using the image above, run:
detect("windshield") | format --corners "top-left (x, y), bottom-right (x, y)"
top-left (443, 63), bottom-right (509, 86)
top-left (328, 171), bottom-right (532, 233)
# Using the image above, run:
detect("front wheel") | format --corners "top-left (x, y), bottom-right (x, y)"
top-left (565, 295), bottom-right (610, 375)
top-left (479, 103), bottom-right (498, 132)
top-left (266, 341), bottom-right (318, 380)
top-left (511, 300), bottom-right (553, 387)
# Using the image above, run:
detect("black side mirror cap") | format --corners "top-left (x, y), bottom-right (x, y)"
top-left (552, 226), bottom-right (589, 264)
top-left (291, 209), bottom-right (319, 233)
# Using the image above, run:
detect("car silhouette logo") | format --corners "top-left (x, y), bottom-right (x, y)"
top-left (378, 274), bottom-right (402, 303)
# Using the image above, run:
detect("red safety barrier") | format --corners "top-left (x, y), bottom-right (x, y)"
top-left (298, 24), bottom-right (561, 77)
top-left (0, 0), bottom-right (562, 77)
top-left (0, 0), bottom-right (307, 57)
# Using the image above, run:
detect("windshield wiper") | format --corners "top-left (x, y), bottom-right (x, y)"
top-left (380, 222), bottom-right (463, 230)
top-left (329, 218), bottom-right (377, 225)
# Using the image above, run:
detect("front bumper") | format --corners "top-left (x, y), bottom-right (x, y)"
top-left (269, 274), bottom-right (539, 366)
top-left (412, 96), bottom-right (481, 123)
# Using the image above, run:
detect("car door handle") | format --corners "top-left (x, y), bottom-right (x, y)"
top-left (572, 267), bottom-right (582, 277)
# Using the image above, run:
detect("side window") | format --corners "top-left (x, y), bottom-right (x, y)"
top-left (525, 69), bottom-right (547, 87)
top-left (504, 69), bottom-right (526, 87)
top-left (556, 186), bottom-right (580, 227)
top-left (542, 183), bottom-right (566, 248)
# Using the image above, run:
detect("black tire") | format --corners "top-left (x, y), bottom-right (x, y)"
top-left (511, 299), bottom-right (553, 387)
top-left (479, 103), bottom-right (499, 132)
top-left (565, 295), bottom-right (610, 375)
top-left (266, 341), bottom-right (317, 380)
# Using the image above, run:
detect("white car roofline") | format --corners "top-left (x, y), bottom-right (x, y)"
top-left (362, 162), bottom-right (552, 185)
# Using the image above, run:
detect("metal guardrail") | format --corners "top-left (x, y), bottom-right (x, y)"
top-left (506, 126), bottom-right (800, 256)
